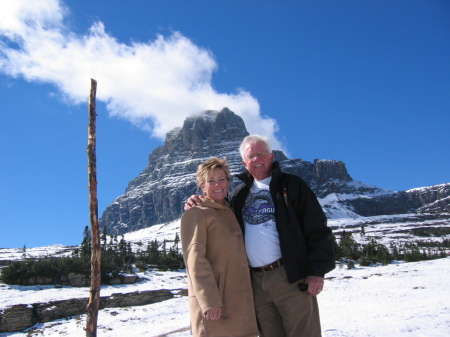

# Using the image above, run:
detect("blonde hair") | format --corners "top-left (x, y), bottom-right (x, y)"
top-left (239, 135), bottom-right (272, 160)
top-left (196, 157), bottom-right (231, 188)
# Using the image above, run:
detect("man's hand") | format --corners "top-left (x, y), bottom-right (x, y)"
top-left (184, 195), bottom-right (202, 210)
top-left (306, 275), bottom-right (324, 296)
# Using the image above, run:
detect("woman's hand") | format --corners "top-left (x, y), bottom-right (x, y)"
top-left (204, 306), bottom-right (222, 320)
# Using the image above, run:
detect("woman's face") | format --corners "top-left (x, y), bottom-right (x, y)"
top-left (202, 168), bottom-right (229, 204)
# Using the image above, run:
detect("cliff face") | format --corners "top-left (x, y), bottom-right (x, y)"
top-left (336, 183), bottom-right (450, 217)
top-left (100, 108), bottom-right (250, 234)
top-left (99, 108), bottom-right (450, 235)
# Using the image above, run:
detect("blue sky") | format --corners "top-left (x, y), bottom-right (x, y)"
top-left (1, 0), bottom-right (449, 248)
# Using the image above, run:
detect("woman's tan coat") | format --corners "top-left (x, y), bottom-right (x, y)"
top-left (181, 198), bottom-right (258, 337)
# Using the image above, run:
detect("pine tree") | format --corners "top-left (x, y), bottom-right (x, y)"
top-left (337, 230), bottom-right (360, 261)
top-left (80, 226), bottom-right (91, 262)
top-left (146, 239), bottom-right (161, 265)
top-left (101, 226), bottom-right (108, 251)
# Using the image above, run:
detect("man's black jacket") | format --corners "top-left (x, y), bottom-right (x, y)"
top-left (229, 161), bottom-right (336, 283)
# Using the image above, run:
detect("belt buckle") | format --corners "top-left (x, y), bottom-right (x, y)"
top-left (263, 260), bottom-right (276, 272)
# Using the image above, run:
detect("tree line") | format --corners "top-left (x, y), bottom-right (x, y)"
top-left (334, 226), bottom-right (449, 268)
top-left (0, 226), bottom-right (184, 285)
top-left (1, 225), bottom-right (448, 284)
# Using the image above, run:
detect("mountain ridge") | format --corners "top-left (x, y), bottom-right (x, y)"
top-left (99, 108), bottom-right (449, 235)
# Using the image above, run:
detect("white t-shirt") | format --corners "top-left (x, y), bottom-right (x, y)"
top-left (242, 176), bottom-right (282, 267)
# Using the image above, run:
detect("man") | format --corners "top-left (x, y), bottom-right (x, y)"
top-left (185, 135), bottom-right (335, 337)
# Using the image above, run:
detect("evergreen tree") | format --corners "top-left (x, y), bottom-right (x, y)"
top-left (22, 244), bottom-right (27, 259)
top-left (80, 226), bottom-right (91, 260)
top-left (146, 239), bottom-right (161, 265)
top-left (101, 226), bottom-right (108, 251)
top-left (336, 230), bottom-right (360, 261)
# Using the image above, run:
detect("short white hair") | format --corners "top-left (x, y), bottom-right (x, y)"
top-left (239, 135), bottom-right (272, 160)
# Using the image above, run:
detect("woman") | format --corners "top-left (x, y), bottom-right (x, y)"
top-left (181, 157), bottom-right (259, 337)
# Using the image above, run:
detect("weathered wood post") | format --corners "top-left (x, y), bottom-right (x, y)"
top-left (86, 78), bottom-right (101, 337)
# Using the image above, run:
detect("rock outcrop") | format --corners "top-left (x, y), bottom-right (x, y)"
top-left (0, 289), bottom-right (182, 332)
top-left (8, 272), bottom-right (142, 287)
top-left (338, 183), bottom-right (450, 217)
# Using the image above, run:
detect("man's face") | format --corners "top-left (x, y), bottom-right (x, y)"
top-left (242, 141), bottom-right (274, 181)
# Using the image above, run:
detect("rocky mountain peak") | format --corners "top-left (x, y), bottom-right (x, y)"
top-left (150, 107), bottom-right (247, 159)
top-left (101, 108), bottom-right (251, 234)
top-left (100, 108), bottom-right (449, 236)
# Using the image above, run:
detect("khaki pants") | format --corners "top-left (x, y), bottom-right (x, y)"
top-left (251, 265), bottom-right (321, 337)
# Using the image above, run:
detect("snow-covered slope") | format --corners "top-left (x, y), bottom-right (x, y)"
top-left (1, 210), bottom-right (450, 336)
top-left (0, 253), bottom-right (449, 336)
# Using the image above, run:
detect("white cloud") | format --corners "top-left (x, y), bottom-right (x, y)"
top-left (0, 0), bottom-right (283, 150)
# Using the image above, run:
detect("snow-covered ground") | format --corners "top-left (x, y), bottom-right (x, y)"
top-left (1, 213), bottom-right (449, 336)
top-left (1, 257), bottom-right (449, 336)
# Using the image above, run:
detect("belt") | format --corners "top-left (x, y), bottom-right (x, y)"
top-left (250, 259), bottom-right (283, 272)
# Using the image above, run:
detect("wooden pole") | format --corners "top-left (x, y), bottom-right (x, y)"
top-left (86, 78), bottom-right (101, 337)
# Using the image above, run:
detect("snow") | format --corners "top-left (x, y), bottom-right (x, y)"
top-left (0, 268), bottom-right (187, 310)
top-left (124, 220), bottom-right (182, 245)
top-left (406, 183), bottom-right (449, 193)
top-left (1, 213), bottom-right (449, 336)
top-left (1, 256), bottom-right (449, 336)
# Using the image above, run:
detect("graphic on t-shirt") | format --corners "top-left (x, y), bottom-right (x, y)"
top-left (243, 190), bottom-right (275, 225)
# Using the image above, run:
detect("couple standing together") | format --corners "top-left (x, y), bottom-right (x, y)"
top-left (181, 135), bottom-right (336, 337)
